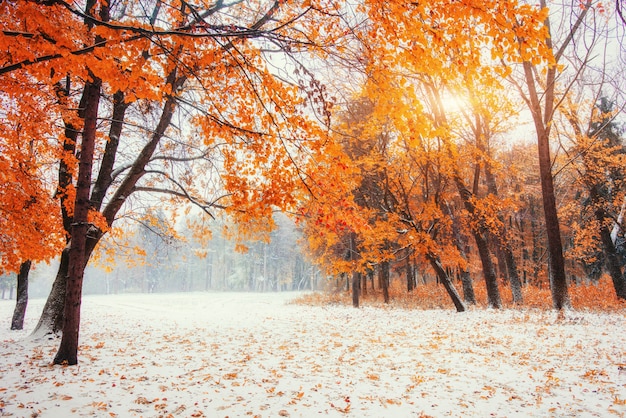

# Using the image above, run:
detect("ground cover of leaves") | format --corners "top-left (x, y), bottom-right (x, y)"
top-left (1, 292), bottom-right (625, 417)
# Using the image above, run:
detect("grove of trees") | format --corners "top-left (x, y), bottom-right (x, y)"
top-left (1, 0), bottom-right (625, 364)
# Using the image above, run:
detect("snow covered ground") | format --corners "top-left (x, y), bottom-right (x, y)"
top-left (0, 292), bottom-right (625, 417)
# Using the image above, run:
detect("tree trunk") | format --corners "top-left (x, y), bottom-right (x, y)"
top-left (11, 260), bottom-right (32, 330)
top-left (379, 261), bottom-right (390, 303)
top-left (427, 254), bottom-right (466, 312)
top-left (459, 267), bottom-right (476, 305)
top-left (494, 244), bottom-right (507, 279)
top-left (474, 231), bottom-right (502, 308)
top-left (594, 196), bottom-right (626, 299)
top-left (31, 247), bottom-right (70, 338)
top-left (54, 78), bottom-right (102, 366)
top-left (522, 59), bottom-right (569, 308)
top-left (352, 271), bottom-right (360, 308)
top-left (504, 244), bottom-right (524, 304)
top-left (361, 270), bottom-right (368, 296)
top-left (406, 253), bottom-right (414, 292)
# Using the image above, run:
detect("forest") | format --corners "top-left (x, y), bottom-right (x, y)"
top-left (1, 0), bottom-right (626, 369)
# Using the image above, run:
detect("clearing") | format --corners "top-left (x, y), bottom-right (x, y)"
top-left (1, 292), bottom-right (625, 417)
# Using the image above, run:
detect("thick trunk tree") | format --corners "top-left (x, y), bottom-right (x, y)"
top-left (31, 235), bottom-right (105, 338)
top-left (11, 260), bottom-right (32, 330)
top-left (53, 78), bottom-right (102, 365)
top-left (35, 74), bottom-right (181, 340)
top-left (31, 78), bottom-right (87, 338)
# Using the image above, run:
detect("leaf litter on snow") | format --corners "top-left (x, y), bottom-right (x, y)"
top-left (0, 292), bottom-right (625, 417)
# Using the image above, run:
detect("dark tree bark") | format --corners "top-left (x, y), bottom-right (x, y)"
top-left (32, 76), bottom-right (86, 338)
top-left (503, 244), bottom-right (524, 303)
top-left (473, 229), bottom-right (502, 308)
top-left (592, 190), bottom-right (626, 299)
top-left (523, 63), bottom-right (569, 309)
top-left (459, 267), bottom-right (476, 305)
top-left (352, 271), bottom-right (360, 308)
top-left (32, 232), bottom-right (108, 338)
top-left (427, 254), bottom-right (466, 312)
top-left (53, 2), bottom-right (107, 363)
top-left (379, 260), bottom-right (390, 304)
top-left (54, 78), bottom-right (102, 365)
top-left (32, 58), bottom-right (116, 338)
top-left (406, 255), bottom-right (414, 292)
top-left (11, 260), bottom-right (32, 330)
top-left (361, 269), bottom-right (368, 296)
top-left (31, 248), bottom-right (69, 337)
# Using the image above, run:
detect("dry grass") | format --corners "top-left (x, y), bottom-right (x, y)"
top-left (294, 277), bottom-right (626, 312)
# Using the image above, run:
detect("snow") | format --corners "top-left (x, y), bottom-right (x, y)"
top-left (1, 292), bottom-right (625, 417)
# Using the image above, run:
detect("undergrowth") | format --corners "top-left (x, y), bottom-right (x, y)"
top-left (293, 278), bottom-right (626, 312)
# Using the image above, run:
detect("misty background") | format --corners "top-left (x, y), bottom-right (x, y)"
top-left (0, 211), bottom-right (322, 299)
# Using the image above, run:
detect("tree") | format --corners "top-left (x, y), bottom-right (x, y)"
top-left (564, 95), bottom-right (626, 298)
top-left (504, 0), bottom-right (604, 309)
top-left (10, 261), bottom-right (32, 330)
top-left (2, 0), bottom-right (345, 364)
